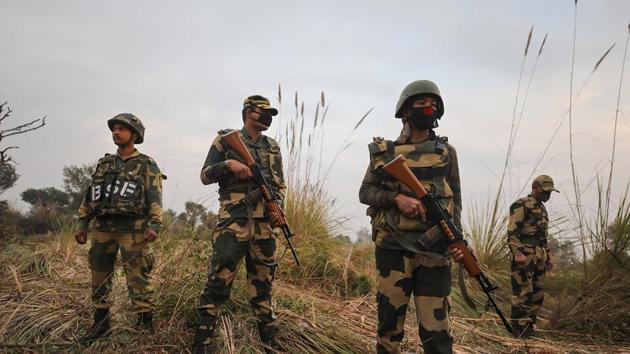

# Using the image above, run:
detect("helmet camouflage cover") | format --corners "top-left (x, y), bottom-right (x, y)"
top-left (107, 113), bottom-right (146, 144)
top-left (395, 80), bottom-right (444, 118)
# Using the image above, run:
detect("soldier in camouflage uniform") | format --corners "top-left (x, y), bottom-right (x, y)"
top-left (508, 175), bottom-right (557, 338)
top-left (74, 113), bottom-right (164, 342)
top-left (359, 80), bottom-right (464, 354)
top-left (192, 95), bottom-right (285, 354)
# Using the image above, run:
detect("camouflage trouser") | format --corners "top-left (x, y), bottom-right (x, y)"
top-left (375, 247), bottom-right (453, 354)
top-left (195, 218), bottom-right (278, 343)
top-left (89, 230), bottom-right (155, 313)
top-left (510, 245), bottom-right (547, 329)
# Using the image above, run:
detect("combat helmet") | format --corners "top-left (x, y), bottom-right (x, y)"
top-left (395, 80), bottom-right (444, 119)
top-left (107, 113), bottom-right (145, 144)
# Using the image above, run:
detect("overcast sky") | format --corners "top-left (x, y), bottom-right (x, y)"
top-left (2, 0), bottom-right (629, 239)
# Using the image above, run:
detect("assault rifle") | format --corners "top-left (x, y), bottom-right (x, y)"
top-left (221, 130), bottom-right (301, 267)
top-left (382, 155), bottom-right (513, 334)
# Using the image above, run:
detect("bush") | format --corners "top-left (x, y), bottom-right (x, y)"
top-left (0, 200), bottom-right (25, 240)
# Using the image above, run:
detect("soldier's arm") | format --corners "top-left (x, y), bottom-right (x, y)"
top-left (145, 159), bottom-right (163, 232)
top-left (275, 149), bottom-right (287, 207)
top-left (543, 220), bottom-right (552, 258)
top-left (77, 190), bottom-right (93, 232)
top-left (507, 201), bottom-right (526, 257)
top-left (200, 135), bottom-right (230, 185)
top-left (447, 143), bottom-right (462, 230)
top-left (358, 162), bottom-right (398, 208)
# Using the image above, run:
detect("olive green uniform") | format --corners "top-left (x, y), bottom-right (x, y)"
top-left (194, 127), bottom-right (286, 346)
top-left (359, 130), bottom-right (461, 354)
top-left (78, 149), bottom-right (163, 313)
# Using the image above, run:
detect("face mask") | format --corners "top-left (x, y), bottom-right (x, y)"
top-left (254, 111), bottom-right (273, 127)
top-left (539, 191), bottom-right (551, 202)
top-left (408, 106), bottom-right (437, 129)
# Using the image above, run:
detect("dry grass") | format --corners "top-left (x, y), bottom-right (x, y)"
top-left (1, 232), bottom-right (629, 353)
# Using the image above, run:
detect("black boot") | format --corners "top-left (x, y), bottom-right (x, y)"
top-left (81, 308), bottom-right (111, 343)
top-left (135, 312), bottom-right (154, 334)
top-left (258, 323), bottom-right (281, 353)
top-left (191, 316), bottom-right (218, 354)
top-left (522, 321), bottom-right (536, 338)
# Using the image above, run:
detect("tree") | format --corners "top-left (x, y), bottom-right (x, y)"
top-left (185, 201), bottom-right (207, 227)
top-left (0, 163), bottom-right (18, 196)
top-left (62, 163), bottom-right (96, 210)
top-left (0, 101), bottom-right (46, 167)
top-left (21, 187), bottom-right (70, 209)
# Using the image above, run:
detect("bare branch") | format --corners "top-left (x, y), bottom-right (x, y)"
top-left (1, 116), bottom-right (47, 139)
top-left (0, 146), bottom-right (19, 165)
top-left (0, 102), bottom-right (12, 124)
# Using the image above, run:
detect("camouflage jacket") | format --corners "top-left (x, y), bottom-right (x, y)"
top-left (359, 133), bottom-right (461, 254)
top-left (200, 128), bottom-right (286, 220)
top-left (77, 149), bottom-right (163, 233)
top-left (507, 195), bottom-right (550, 257)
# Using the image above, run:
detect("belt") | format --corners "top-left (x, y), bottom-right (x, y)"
top-left (520, 237), bottom-right (547, 247)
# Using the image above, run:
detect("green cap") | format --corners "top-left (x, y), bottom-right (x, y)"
top-left (107, 113), bottom-right (145, 144)
top-left (533, 175), bottom-right (559, 193)
top-left (243, 95), bottom-right (278, 116)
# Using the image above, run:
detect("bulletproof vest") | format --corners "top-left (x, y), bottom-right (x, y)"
top-left (369, 135), bottom-right (454, 234)
top-left (216, 129), bottom-right (284, 212)
top-left (87, 153), bottom-right (149, 217)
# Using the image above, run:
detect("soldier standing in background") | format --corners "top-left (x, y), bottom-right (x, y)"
top-left (74, 113), bottom-right (164, 342)
top-left (359, 80), bottom-right (464, 354)
top-left (192, 95), bottom-right (286, 354)
top-left (508, 175), bottom-right (557, 338)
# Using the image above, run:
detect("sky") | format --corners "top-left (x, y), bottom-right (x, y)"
top-left (2, 0), bottom-right (630, 241)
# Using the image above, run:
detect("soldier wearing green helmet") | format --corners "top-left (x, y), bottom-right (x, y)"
top-left (359, 80), bottom-right (464, 354)
top-left (74, 113), bottom-right (164, 342)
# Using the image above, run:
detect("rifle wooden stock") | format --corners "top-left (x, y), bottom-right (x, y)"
top-left (221, 130), bottom-right (256, 167)
top-left (382, 154), bottom-right (512, 334)
top-left (220, 130), bottom-right (301, 267)
top-left (383, 156), bottom-right (481, 275)
top-left (382, 155), bottom-right (428, 199)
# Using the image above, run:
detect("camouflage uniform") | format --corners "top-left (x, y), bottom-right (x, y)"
top-left (359, 130), bottom-right (461, 354)
top-left (193, 123), bottom-right (286, 347)
top-left (507, 176), bottom-right (557, 334)
top-left (78, 147), bottom-right (164, 314)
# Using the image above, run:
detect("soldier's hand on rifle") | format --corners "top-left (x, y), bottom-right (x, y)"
top-left (394, 194), bottom-right (427, 222)
top-left (226, 159), bottom-right (253, 181)
top-left (269, 211), bottom-right (282, 227)
top-left (75, 230), bottom-right (88, 245)
top-left (144, 228), bottom-right (158, 242)
top-left (448, 247), bottom-right (465, 263)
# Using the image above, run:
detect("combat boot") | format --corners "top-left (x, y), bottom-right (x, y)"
top-left (258, 323), bottom-right (282, 353)
top-left (81, 308), bottom-right (111, 343)
top-left (511, 321), bottom-right (523, 339)
top-left (522, 321), bottom-right (536, 338)
top-left (135, 312), bottom-right (154, 334)
top-left (191, 316), bottom-right (218, 354)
